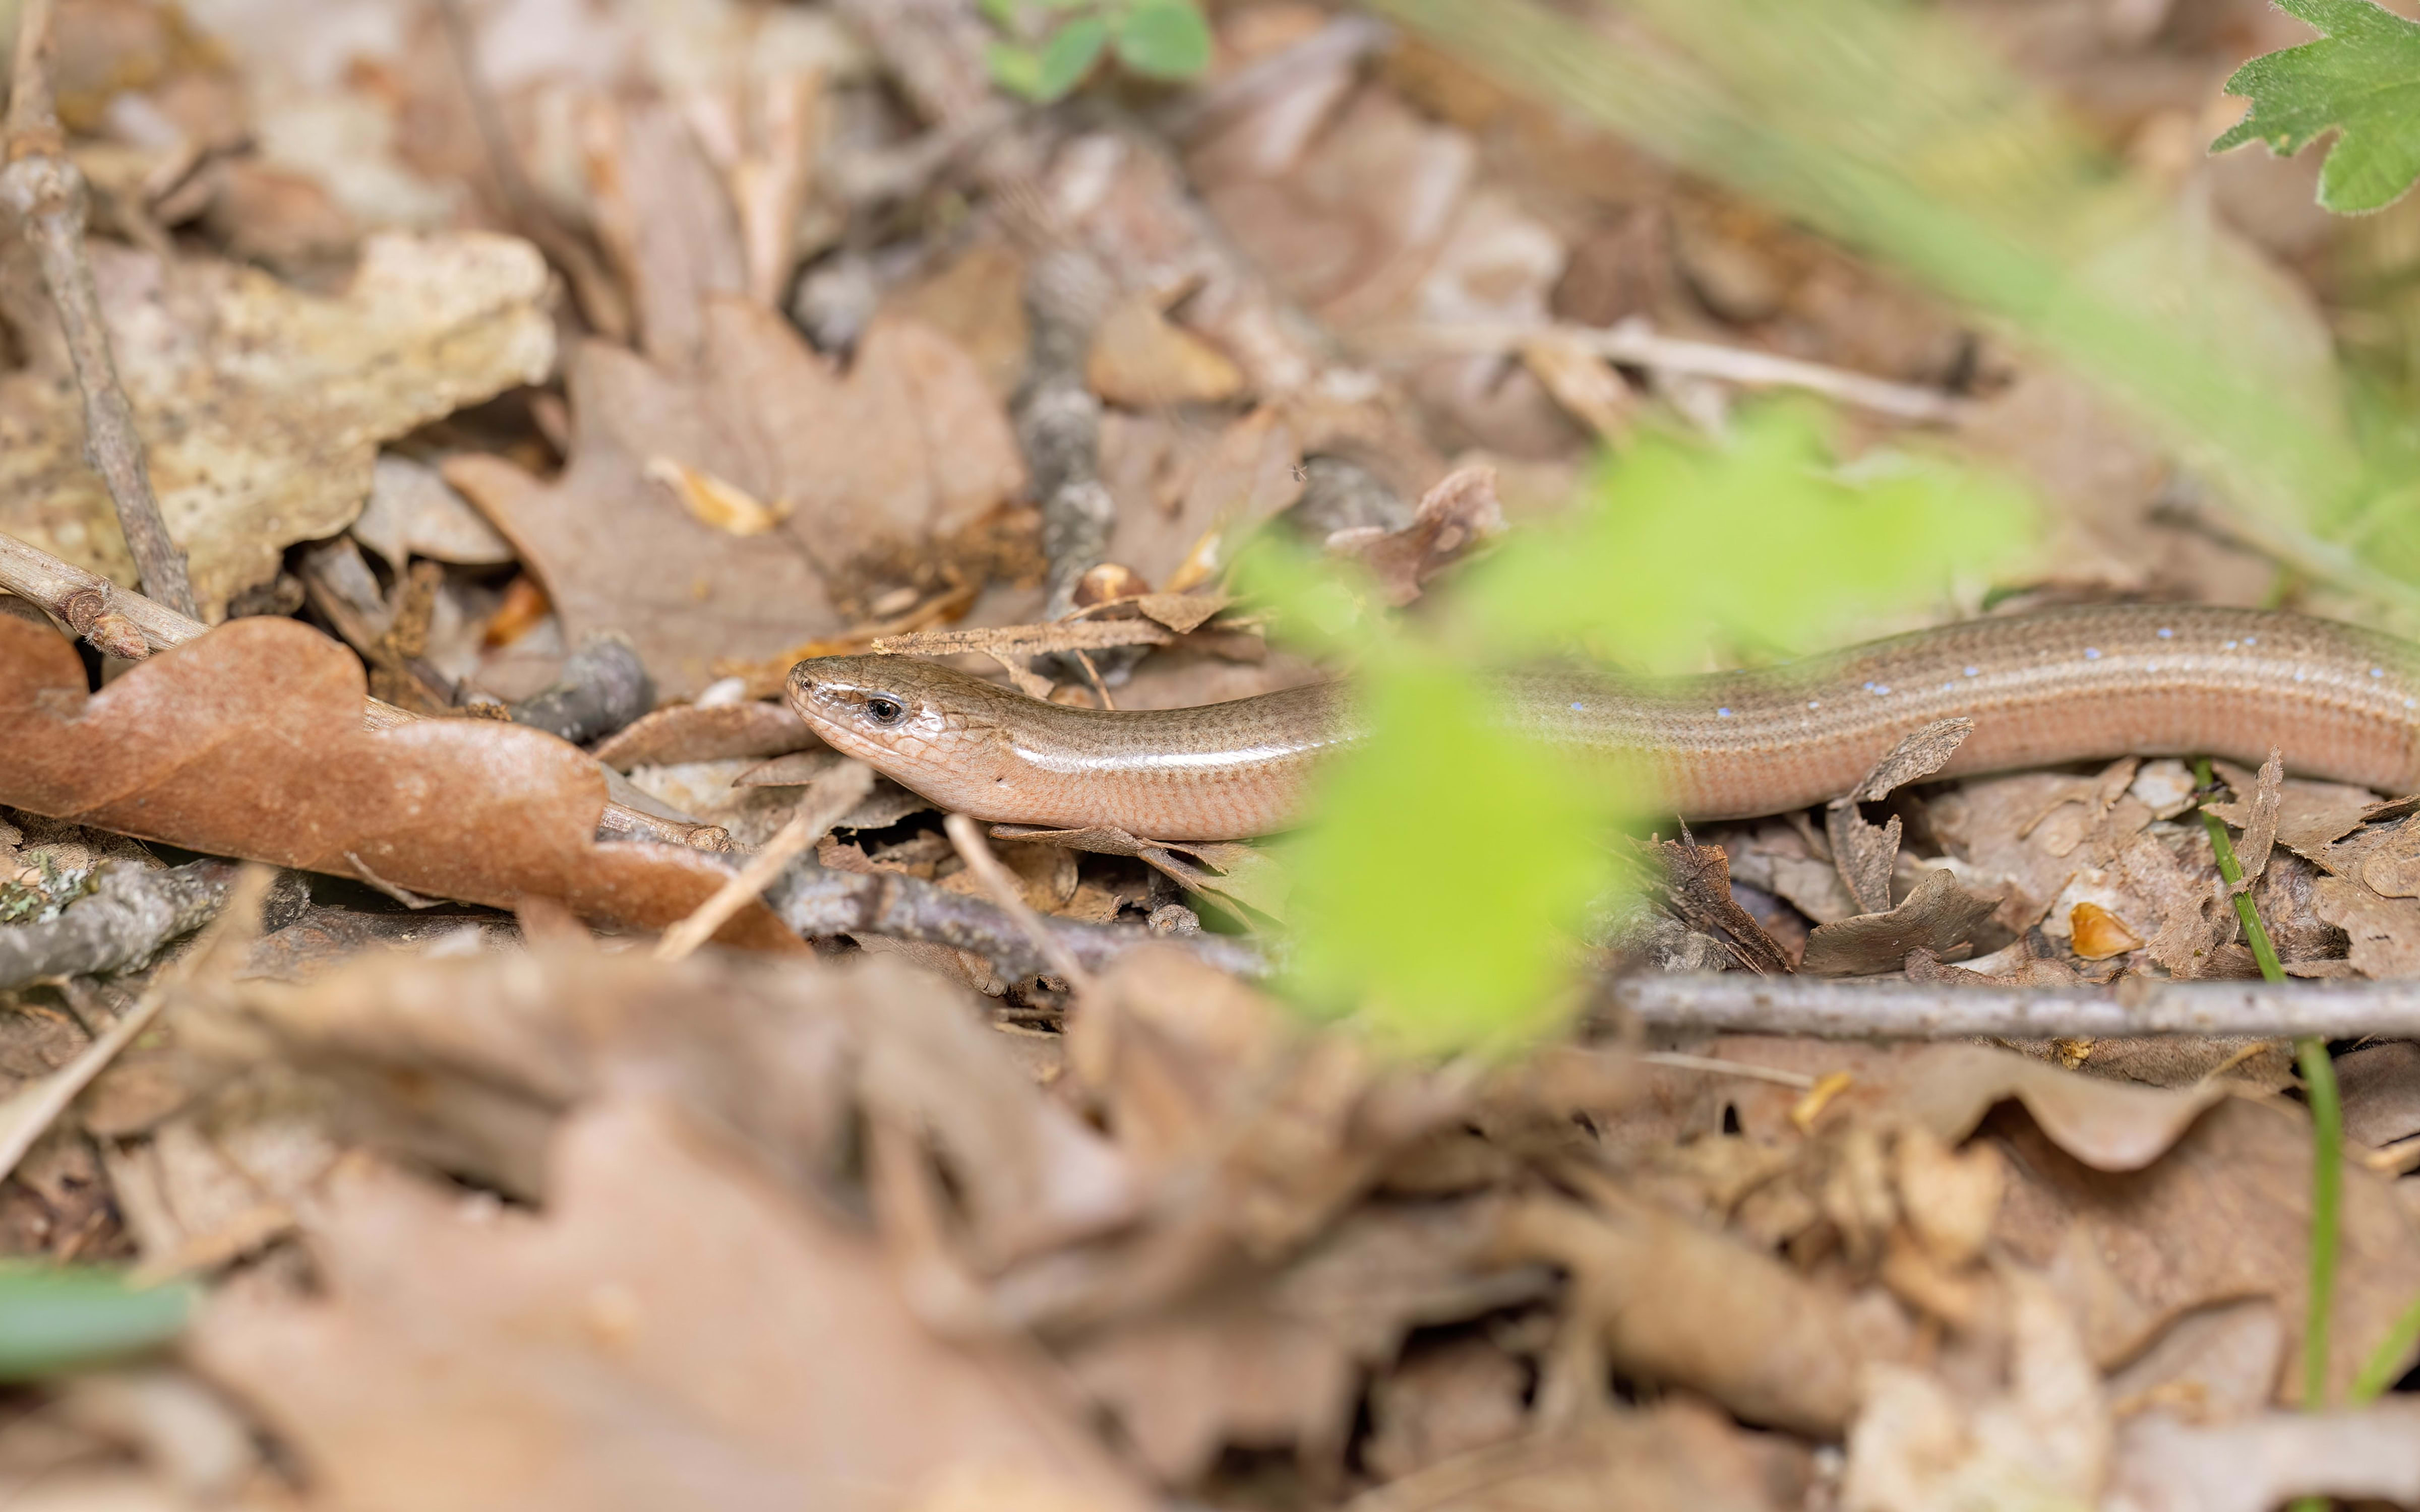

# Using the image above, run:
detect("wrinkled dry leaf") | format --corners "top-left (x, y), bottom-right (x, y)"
top-left (1345, 1401), bottom-right (1804, 1512)
top-left (2108, 1403), bottom-right (2420, 1512)
top-left (0, 616), bottom-right (792, 947)
top-left (1995, 1096), bottom-right (2420, 1395)
top-left (1086, 291), bottom-right (1246, 408)
top-left (0, 232), bottom-right (553, 618)
top-left (1324, 465), bottom-right (1506, 607)
top-left (2313, 875), bottom-right (2420, 979)
top-left (353, 455), bottom-right (515, 570)
top-left (450, 306), bottom-right (1023, 696)
top-left (194, 1099), bottom-right (1153, 1512)
top-left (589, 700), bottom-right (818, 771)
top-left (2104, 1298), bottom-right (2284, 1424)
top-left (2334, 1040), bottom-right (2420, 1151)
top-left (1799, 869), bottom-right (2001, 977)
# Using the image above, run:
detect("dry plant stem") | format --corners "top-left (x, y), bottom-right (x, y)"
top-left (0, 859), bottom-right (234, 990)
top-left (0, 0), bottom-right (196, 619)
top-left (1639, 1051), bottom-right (1814, 1089)
top-left (943, 811), bottom-right (1097, 993)
top-left (1371, 319), bottom-right (1965, 424)
top-left (1607, 973), bottom-right (2420, 1038)
top-left (656, 760), bottom-right (874, 963)
top-left (2197, 753), bottom-right (2336, 1428)
top-left (764, 854), bottom-right (1263, 979)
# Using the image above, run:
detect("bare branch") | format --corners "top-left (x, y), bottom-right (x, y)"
top-left (765, 855), bottom-right (1266, 980)
top-left (656, 760), bottom-right (873, 963)
top-left (0, 0), bottom-right (197, 618)
top-left (0, 859), bottom-right (235, 990)
top-left (1608, 971), bottom-right (2420, 1039)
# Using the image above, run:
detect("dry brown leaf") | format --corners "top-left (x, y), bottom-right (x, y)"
top-left (193, 1098), bottom-right (1152, 1512)
top-left (1362, 1337), bottom-right (1531, 1483)
top-left (2105, 1299), bottom-right (2284, 1424)
top-left (1798, 869), bottom-right (2002, 977)
top-left (878, 241), bottom-right (1031, 401)
top-left (2334, 1041), bottom-right (2420, 1151)
top-left (1344, 1403), bottom-right (1804, 1512)
top-left (1843, 1274), bottom-right (2107, 1512)
top-left (449, 304), bottom-right (1025, 696)
top-left (581, 95), bottom-right (747, 366)
top-left (1085, 291), bottom-right (1247, 407)
top-left (2313, 875), bottom-right (2420, 979)
top-left (0, 616), bottom-right (793, 949)
top-left (589, 700), bottom-right (818, 772)
top-left (2108, 1402), bottom-right (2420, 1512)
top-left (2068, 899), bottom-right (2145, 960)
top-left (1066, 1200), bottom-right (1534, 1483)
top-left (352, 455), bottom-right (515, 570)
top-left (1494, 1192), bottom-right (1861, 1437)
top-left (0, 232), bottom-right (553, 618)
top-left (1155, 406), bottom-right (1306, 592)
top-left (1324, 465), bottom-right (1506, 607)
top-left (1994, 1096), bottom-right (2420, 1396)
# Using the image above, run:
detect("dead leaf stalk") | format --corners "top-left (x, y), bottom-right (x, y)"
top-left (0, 0), bottom-right (197, 619)
top-left (944, 812), bottom-right (1098, 994)
top-left (656, 761), bottom-right (874, 963)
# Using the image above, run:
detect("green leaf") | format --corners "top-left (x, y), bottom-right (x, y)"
top-left (977, 0), bottom-right (1024, 30)
top-left (1280, 650), bottom-right (1621, 1054)
top-left (1035, 15), bottom-right (1111, 101)
top-left (2212, 0), bottom-right (2420, 213)
top-left (1467, 405), bottom-right (2034, 675)
top-left (1114, 0), bottom-right (1213, 80)
top-left (0, 1266), bottom-right (192, 1379)
top-left (987, 41), bottom-right (1048, 99)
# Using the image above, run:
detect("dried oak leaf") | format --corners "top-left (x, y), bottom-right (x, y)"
top-left (1798, 868), bottom-right (2001, 977)
top-left (589, 701), bottom-right (818, 772)
top-left (0, 232), bottom-right (553, 619)
top-left (1993, 1097), bottom-right (2420, 1396)
top-left (193, 1098), bottom-right (1151, 1512)
top-left (0, 616), bottom-right (793, 949)
top-left (1324, 464), bottom-right (1506, 608)
top-left (1350, 1403), bottom-right (1806, 1512)
top-left (448, 302), bottom-right (1024, 697)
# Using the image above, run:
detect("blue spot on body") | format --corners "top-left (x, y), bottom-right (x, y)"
top-left (2157, 627), bottom-right (2174, 639)
top-left (2375, 668), bottom-right (2388, 679)
top-left (1872, 685), bottom-right (1892, 696)
top-left (2224, 640), bottom-right (2238, 650)
top-left (1717, 707), bottom-right (1732, 718)
top-left (1807, 700), bottom-right (1821, 710)
top-left (2084, 647), bottom-right (2101, 660)
top-left (2246, 636), bottom-right (2259, 646)
top-left (1570, 701), bottom-right (1586, 711)
top-left (1963, 666), bottom-right (1978, 677)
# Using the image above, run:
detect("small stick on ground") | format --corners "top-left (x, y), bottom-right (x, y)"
top-left (944, 812), bottom-right (1098, 994)
top-left (655, 760), bottom-right (873, 963)
top-left (0, 859), bottom-right (235, 990)
top-left (0, 0), bottom-right (197, 619)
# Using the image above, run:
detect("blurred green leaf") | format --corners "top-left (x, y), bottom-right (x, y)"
top-left (978, 0), bottom-right (1025, 31)
top-left (0, 1266), bottom-right (192, 1380)
top-left (986, 40), bottom-right (1049, 99)
top-left (1036, 15), bottom-right (1111, 101)
top-left (2212, 0), bottom-right (2420, 214)
top-left (1114, 0), bottom-right (1214, 80)
top-left (1281, 650), bottom-right (1619, 1054)
top-left (1470, 407), bottom-right (2034, 670)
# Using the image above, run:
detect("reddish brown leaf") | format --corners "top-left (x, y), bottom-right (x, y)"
top-left (0, 616), bottom-right (794, 949)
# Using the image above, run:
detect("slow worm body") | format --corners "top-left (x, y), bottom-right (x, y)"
top-left (786, 605), bottom-right (2420, 842)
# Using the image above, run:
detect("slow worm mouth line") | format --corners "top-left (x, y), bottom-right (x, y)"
top-left (787, 604), bottom-right (2420, 842)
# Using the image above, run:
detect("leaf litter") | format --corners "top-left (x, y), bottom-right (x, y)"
top-left (4, 1), bottom-right (2420, 1509)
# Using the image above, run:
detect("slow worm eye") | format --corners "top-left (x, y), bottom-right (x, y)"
top-left (864, 695), bottom-right (905, 726)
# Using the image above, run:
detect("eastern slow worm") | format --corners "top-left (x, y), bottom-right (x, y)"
top-left (785, 604), bottom-right (2420, 842)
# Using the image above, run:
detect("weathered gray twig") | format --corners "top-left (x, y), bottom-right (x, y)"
top-left (1610, 971), bottom-right (2420, 1040)
top-left (0, 859), bottom-right (234, 990)
top-left (765, 855), bottom-right (1265, 979)
top-left (508, 633), bottom-right (655, 745)
top-left (0, 0), bottom-right (196, 619)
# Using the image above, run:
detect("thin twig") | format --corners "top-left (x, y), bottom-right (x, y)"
top-left (1605, 972), bottom-right (2420, 1039)
top-left (1366, 318), bottom-right (1966, 424)
top-left (764, 854), bottom-right (1264, 979)
top-left (0, 0), bottom-right (196, 618)
top-left (0, 865), bottom-right (270, 1181)
top-left (943, 812), bottom-right (1097, 993)
top-left (655, 760), bottom-right (873, 962)
top-left (1639, 1051), bottom-right (1816, 1089)
top-left (0, 859), bottom-right (234, 990)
